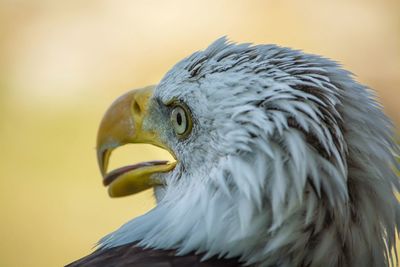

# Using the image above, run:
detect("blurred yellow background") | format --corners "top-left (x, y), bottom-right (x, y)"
top-left (0, 1), bottom-right (399, 266)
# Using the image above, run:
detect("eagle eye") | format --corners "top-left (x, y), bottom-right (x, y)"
top-left (170, 104), bottom-right (192, 138)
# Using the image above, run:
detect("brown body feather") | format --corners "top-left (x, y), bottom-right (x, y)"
top-left (66, 243), bottom-right (243, 267)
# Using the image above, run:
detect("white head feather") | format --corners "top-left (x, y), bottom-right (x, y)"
top-left (100, 38), bottom-right (400, 267)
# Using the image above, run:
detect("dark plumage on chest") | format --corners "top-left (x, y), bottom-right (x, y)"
top-left (66, 243), bottom-right (243, 267)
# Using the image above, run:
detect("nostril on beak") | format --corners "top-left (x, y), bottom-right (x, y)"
top-left (133, 100), bottom-right (141, 115)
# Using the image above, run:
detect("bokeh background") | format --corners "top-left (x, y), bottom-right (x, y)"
top-left (0, 1), bottom-right (399, 266)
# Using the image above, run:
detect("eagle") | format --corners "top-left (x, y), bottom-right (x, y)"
top-left (67, 38), bottom-right (400, 267)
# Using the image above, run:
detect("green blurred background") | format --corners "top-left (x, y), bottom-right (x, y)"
top-left (0, 1), bottom-right (399, 266)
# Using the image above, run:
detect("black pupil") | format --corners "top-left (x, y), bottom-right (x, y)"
top-left (176, 112), bottom-right (182, 125)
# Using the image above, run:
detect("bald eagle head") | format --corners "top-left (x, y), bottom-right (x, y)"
top-left (96, 38), bottom-right (400, 266)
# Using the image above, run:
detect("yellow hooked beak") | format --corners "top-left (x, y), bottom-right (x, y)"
top-left (96, 86), bottom-right (176, 197)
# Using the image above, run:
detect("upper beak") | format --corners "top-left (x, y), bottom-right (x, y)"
top-left (96, 86), bottom-right (176, 197)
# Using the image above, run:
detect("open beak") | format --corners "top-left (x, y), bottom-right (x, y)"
top-left (96, 86), bottom-right (176, 197)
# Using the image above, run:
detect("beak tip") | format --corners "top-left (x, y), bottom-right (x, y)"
top-left (97, 147), bottom-right (110, 178)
